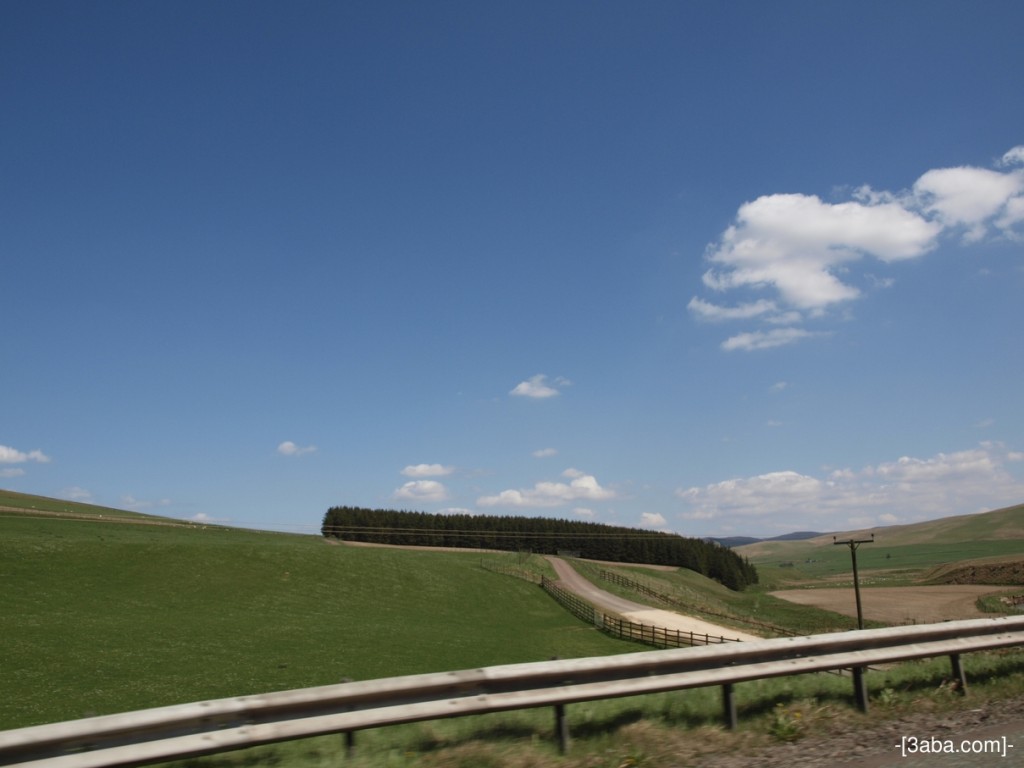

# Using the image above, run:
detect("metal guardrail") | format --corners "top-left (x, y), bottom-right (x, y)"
top-left (2, 616), bottom-right (1023, 767)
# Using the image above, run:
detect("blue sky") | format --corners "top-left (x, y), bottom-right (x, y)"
top-left (3, 1), bottom-right (1022, 538)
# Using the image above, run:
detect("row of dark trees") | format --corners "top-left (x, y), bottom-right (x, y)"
top-left (321, 506), bottom-right (758, 591)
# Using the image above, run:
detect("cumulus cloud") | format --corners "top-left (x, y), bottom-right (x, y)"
top-left (393, 480), bottom-right (449, 503)
top-left (533, 447), bottom-right (558, 458)
top-left (693, 146), bottom-right (1024, 350)
top-left (914, 166), bottom-right (1024, 242)
top-left (510, 374), bottom-right (567, 399)
top-left (640, 512), bottom-right (667, 528)
top-left (703, 193), bottom-right (940, 310)
top-left (277, 441), bottom-right (316, 457)
top-left (478, 468), bottom-right (615, 508)
top-left (677, 442), bottom-right (1024, 533)
top-left (0, 444), bottom-right (51, 464)
top-left (401, 463), bottom-right (454, 477)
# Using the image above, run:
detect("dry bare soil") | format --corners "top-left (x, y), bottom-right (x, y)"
top-left (770, 585), bottom-right (1003, 624)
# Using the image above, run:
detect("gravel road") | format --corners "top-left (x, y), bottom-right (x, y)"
top-left (544, 556), bottom-right (761, 642)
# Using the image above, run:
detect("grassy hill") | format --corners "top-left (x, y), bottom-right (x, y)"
top-left (5, 491), bottom-right (1024, 768)
top-left (739, 503), bottom-right (1024, 585)
top-left (0, 492), bottom-right (636, 729)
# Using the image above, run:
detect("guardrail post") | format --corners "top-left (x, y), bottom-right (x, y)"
top-left (549, 656), bottom-right (570, 754)
top-left (554, 703), bottom-right (570, 754)
top-left (852, 667), bottom-right (868, 712)
top-left (950, 653), bottom-right (967, 695)
top-left (343, 731), bottom-right (356, 758)
top-left (339, 677), bottom-right (357, 758)
top-left (722, 683), bottom-right (738, 730)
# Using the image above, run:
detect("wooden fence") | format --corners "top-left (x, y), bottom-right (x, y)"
top-left (540, 575), bottom-right (742, 647)
top-left (480, 560), bottom-right (742, 648)
top-left (3, 616), bottom-right (1024, 767)
top-left (593, 568), bottom-right (798, 637)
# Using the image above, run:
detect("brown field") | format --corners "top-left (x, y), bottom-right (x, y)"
top-left (770, 584), bottom-right (1010, 624)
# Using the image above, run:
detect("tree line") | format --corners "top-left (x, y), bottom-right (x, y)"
top-left (321, 506), bottom-right (758, 590)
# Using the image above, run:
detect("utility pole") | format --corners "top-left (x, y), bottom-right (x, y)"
top-left (834, 533), bottom-right (875, 713)
top-left (833, 533), bottom-right (875, 629)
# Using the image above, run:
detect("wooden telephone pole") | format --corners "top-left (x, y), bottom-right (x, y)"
top-left (834, 532), bottom-right (875, 712)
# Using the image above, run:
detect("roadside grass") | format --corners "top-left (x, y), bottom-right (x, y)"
top-left (162, 649), bottom-right (1024, 768)
top-left (1, 514), bottom-right (636, 729)
top-left (977, 591), bottom-right (1024, 614)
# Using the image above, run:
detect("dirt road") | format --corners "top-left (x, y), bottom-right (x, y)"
top-left (545, 557), bottom-right (761, 642)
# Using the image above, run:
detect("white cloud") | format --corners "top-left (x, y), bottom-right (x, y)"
top-left (913, 166), bottom-right (1024, 242)
top-left (694, 146), bottom-right (1024, 351)
top-left (277, 441), bottom-right (316, 457)
top-left (510, 374), bottom-right (564, 399)
top-left (573, 507), bottom-right (596, 518)
top-left (677, 442), bottom-right (1024, 533)
top-left (703, 193), bottom-right (940, 311)
top-left (478, 469), bottom-right (615, 508)
top-left (393, 480), bottom-right (449, 503)
top-left (0, 444), bottom-right (51, 464)
top-left (688, 296), bottom-right (779, 322)
top-left (640, 512), bottom-right (667, 528)
top-left (533, 447), bottom-right (558, 458)
top-left (401, 463), bottom-right (454, 477)
top-left (1000, 146), bottom-right (1024, 167)
top-left (120, 495), bottom-right (172, 510)
top-left (721, 327), bottom-right (822, 351)
top-left (62, 486), bottom-right (93, 502)
top-left (190, 512), bottom-right (229, 524)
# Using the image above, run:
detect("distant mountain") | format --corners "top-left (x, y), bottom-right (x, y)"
top-left (711, 531), bottom-right (825, 548)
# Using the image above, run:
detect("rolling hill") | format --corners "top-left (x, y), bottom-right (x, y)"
top-left (0, 490), bottom-right (636, 729)
top-left (737, 503), bottom-right (1024, 582)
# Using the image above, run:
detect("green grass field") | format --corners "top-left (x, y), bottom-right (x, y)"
top-left (4, 492), bottom-right (1024, 768)
top-left (740, 503), bottom-right (1024, 585)
top-left (0, 508), bottom-right (636, 729)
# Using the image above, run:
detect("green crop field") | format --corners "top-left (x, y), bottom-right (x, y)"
top-left (0, 502), bottom-right (636, 729)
